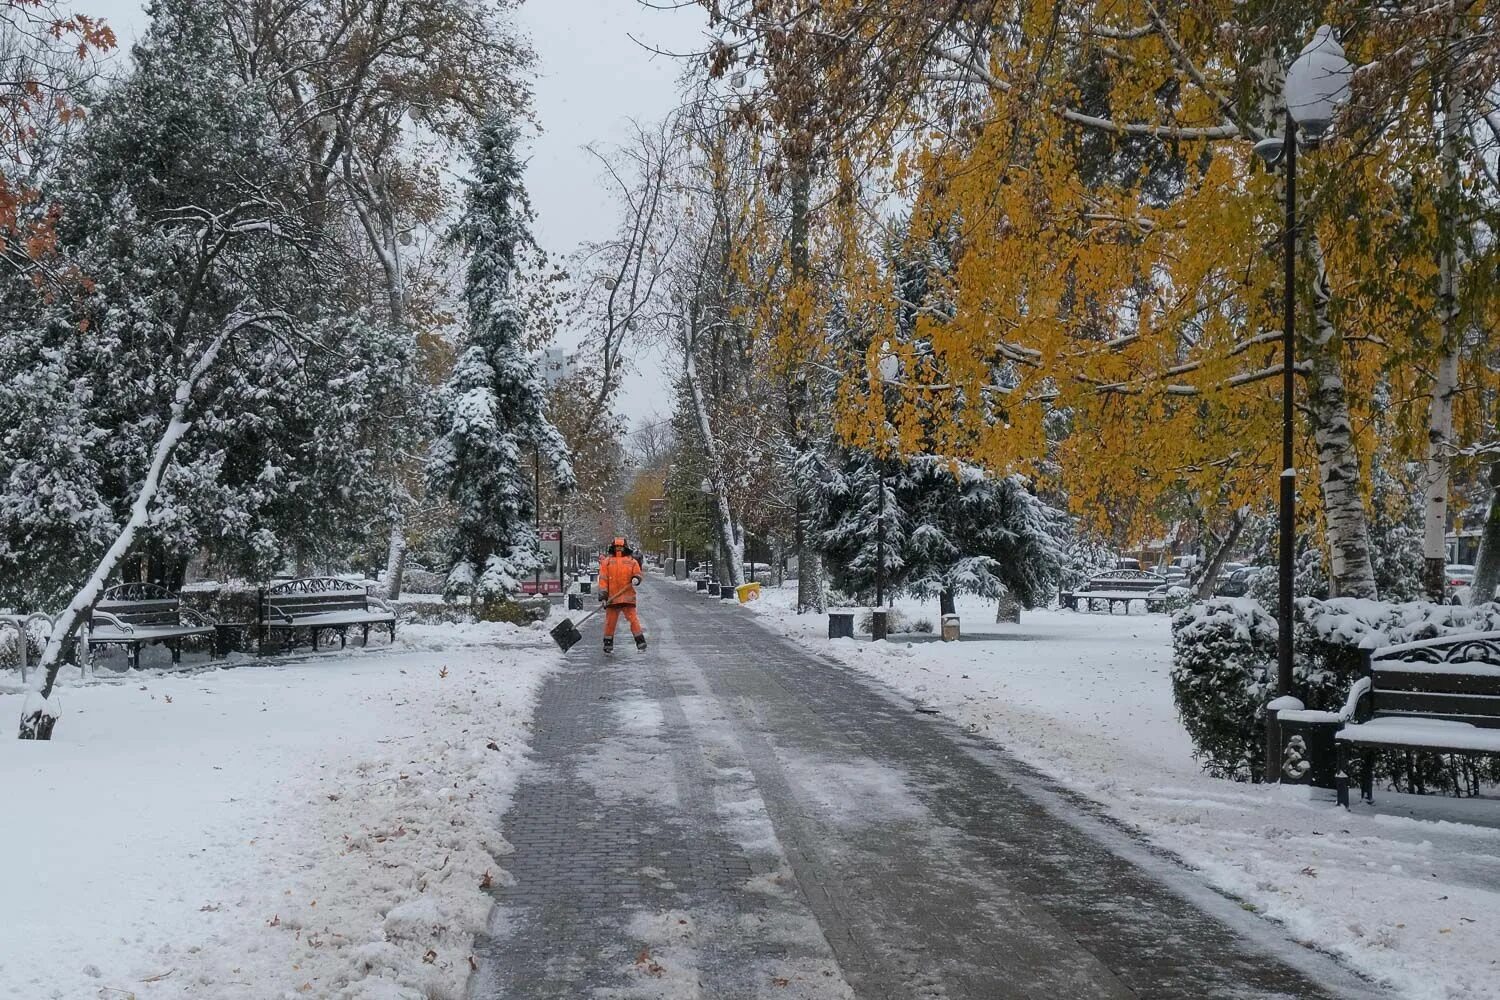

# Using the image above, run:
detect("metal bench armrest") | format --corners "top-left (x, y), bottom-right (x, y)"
top-left (1337, 676), bottom-right (1372, 723)
top-left (179, 608), bottom-right (219, 629)
top-left (90, 611), bottom-right (134, 634)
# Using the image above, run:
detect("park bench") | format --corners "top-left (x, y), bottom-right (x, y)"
top-left (89, 583), bottom-right (220, 670)
top-left (258, 577), bottom-right (396, 654)
top-left (1330, 633), bottom-right (1500, 807)
top-left (1061, 569), bottom-right (1169, 614)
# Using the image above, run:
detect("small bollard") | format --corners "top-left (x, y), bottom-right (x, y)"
top-left (941, 614), bottom-right (960, 642)
top-left (828, 612), bottom-right (855, 640)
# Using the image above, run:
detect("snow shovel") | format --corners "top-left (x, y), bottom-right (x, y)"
top-left (549, 591), bottom-right (614, 653)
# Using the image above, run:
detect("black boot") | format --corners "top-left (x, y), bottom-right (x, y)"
top-left (635, 634), bottom-right (647, 652)
top-left (603, 636), bottom-right (614, 654)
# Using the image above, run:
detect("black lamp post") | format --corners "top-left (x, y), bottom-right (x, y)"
top-left (1254, 25), bottom-right (1353, 770)
top-left (871, 346), bottom-right (901, 641)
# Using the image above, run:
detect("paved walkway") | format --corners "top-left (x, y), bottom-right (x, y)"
top-left (469, 579), bottom-right (1378, 999)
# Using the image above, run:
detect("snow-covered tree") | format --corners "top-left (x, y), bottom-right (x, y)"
top-left (812, 448), bottom-right (1065, 615)
top-left (428, 114), bottom-right (572, 600)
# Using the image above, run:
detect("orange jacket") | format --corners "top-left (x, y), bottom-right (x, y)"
top-left (598, 552), bottom-right (643, 606)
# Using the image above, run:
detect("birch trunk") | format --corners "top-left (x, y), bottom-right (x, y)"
top-left (1471, 456), bottom-right (1500, 604)
top-left (684, 333), bottom-right (744, 590)
top-left (1306, 239), bottom-right (1377, 598)
top-left (21, 327), bottom-right (232, 740)
top-left (1423, 69), bottom-right (1467, 601)
top-left (384, 512), bottom-right (408, 600)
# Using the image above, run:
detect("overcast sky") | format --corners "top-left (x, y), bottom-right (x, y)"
top-left (86, 0), bottom-right (705, 429)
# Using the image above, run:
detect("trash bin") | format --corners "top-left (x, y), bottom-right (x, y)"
top-left (719, 584), bottom-right (734, 600)
top-left (941, 614), bottom-right (960, 642)
top-left (567, 593), bottom-right (583, 611)
top-left (696, 579), bottom-right (708, 592)
top-left (828, 612), bottom-right (855, 640)
top-left (736, 583), bottom-right (762, 603)
top-left (708, 582), bottom-right (721, 597)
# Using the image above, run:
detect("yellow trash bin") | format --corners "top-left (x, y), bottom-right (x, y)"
top-left (736, 583), bottom-right (763, 603)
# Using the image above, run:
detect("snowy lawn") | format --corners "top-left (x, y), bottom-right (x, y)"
top-left (0, 620), bottom-right (557, 1000)
top-left (748, 584), bottom-right (1500, 1000)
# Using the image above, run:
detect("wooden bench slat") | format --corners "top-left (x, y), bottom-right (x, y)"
top-left (1373, 689), bottom-right (1500, 723)
top-left (1373, 670), bottom-right (1500, 698)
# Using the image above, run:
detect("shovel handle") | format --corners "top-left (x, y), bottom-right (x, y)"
top-left (568, 588), bottom-right (618, 628)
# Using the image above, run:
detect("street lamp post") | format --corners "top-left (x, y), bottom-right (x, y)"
top-left (872, 347), bottom-right (901, 642)
top-left (1254, 25), bottom-right (1353, 774)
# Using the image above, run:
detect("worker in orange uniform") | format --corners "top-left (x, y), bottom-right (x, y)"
top-left (598, 537), bottom-right (647, 653)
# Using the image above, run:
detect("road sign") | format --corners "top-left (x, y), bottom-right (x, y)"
top-left (649, 498), bottom-right (667, 527)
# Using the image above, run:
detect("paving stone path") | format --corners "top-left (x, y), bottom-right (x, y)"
top-left (469, 578), bottom-right (1380, 1000)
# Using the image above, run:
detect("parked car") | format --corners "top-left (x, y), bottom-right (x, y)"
top-left (1214, 566), bottom-right (1259, 598)
top-left (1443, 564), bottom-right (1477, 605)
top-left (1115, 557), bottom-right (1143, 571)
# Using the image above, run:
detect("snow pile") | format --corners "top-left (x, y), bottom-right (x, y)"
top-left (748, 586), bottom-right (1500, 1000)
top-left (0, 620), bottom-right (556, 999)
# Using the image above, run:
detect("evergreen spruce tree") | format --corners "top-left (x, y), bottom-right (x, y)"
top-left (429, 114), bottom-right (572, 600)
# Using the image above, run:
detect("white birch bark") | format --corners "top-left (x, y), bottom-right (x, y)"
top-left (684, 331), bottom-right (745, 590)
top-left (1422, 63), bottom-right (1468, 601)
top-left (1307, 238), bottom-right (1377, 598)
top-left (22, 322), bottom-right (238, 737)
top-left (384, 512), bottom-right (408, 599)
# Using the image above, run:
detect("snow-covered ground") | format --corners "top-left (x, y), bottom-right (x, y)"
top-left (747, 584), bottom-right (1500, 1000)
top-left (0, 620), bottom-right (557, 1000)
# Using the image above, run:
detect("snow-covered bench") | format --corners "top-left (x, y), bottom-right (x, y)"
top-left (89, 583), bottom-right (221, 670)
top-left (257, 577), bottom-right (396, 654)
top-left (1326, 633), bottom-right (1500, 807)
top-left (1060, 570), bottom-right (1169, 614)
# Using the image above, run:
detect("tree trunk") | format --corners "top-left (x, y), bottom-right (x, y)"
top-left (1307, 238), bottom-right (1377, 598)
top-left (1192, 506), bottom-right (1249, 601)
top-left (22, 327), bottom-right (231, 739)
top-left (384, 512), bottom-right (408, 599)
top-left (684, 330), bottom-right (744, 590)
top-left (939, 589), bottom-right (956, 617)
top-left (1471, 457), bottom-right (1500, 603)
top-left (786, 159), bottom-right (825, 614)
top-left (1423, 45), bottom-right (1467, 602)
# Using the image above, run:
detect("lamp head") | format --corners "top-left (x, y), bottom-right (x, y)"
top-left (1285, 25), bottom-right (1353, 141)
top-left (1252, 136), bottom-right (1286, 165)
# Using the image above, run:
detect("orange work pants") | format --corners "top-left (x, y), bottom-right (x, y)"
top-left (603, 605), bottom-right (643, 638)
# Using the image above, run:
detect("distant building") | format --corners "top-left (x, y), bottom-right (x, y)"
top-left (539, 347), bottom-right (573, 387)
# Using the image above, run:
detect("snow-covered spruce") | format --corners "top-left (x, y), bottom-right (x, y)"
top-left (809, 447), bottom-right (1065, 617)
top-left (428, 113), bottom-right (573, 603)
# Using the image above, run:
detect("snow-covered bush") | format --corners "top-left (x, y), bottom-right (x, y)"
top-left (1174, 596), bottom-right (1500, 790)
top-left (856, 609), bottom-right (932, 634)
top-left (1171, 599), bottom-right (1278, 781)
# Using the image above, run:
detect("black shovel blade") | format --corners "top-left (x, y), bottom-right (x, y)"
top-left (550, 617), bottom-right (583, 652)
